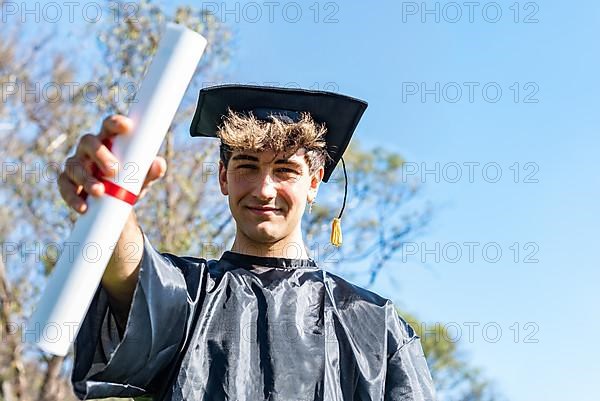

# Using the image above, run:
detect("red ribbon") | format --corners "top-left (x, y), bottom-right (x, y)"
top-left (98, 178), bottom-right (138, 205)
top-left (84, 138), bottom-right (138, 206)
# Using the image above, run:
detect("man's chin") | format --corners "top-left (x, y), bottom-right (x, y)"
top-left (251, 231), bottom-right (282, 244)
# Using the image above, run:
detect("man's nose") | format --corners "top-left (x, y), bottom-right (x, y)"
top-left (253, 171), bottom-right (277, 200)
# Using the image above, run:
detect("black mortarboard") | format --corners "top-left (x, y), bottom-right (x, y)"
top-left (189, 84), bottom-right (369, 246)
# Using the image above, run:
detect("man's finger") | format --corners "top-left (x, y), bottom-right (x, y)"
top-left (142, 157), bottom-right (167, 188)
top-left (99, 115), bottom-right (133, 141)
top-left (58, 172), bottom-right (89, 213)
top-left (63, 156), bottom-right (104, 195)
top-left (77, 133), bottom-right (119, 177)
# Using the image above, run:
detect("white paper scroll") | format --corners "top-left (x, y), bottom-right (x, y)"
top-left (27, 23), bottom-right (207, 356)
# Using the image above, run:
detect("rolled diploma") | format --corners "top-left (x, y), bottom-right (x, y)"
top-left (27, 23), bottom-right (207, 356)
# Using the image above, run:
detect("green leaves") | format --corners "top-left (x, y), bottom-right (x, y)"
top-left (402, 309), bottom-right (503, 401)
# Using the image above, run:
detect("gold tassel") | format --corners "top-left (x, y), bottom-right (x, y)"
top-left (330, 218), bottom-right (343, 247)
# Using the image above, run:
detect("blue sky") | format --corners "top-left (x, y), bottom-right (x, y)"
top-left (208, 1), bottom-right (599, 400)
top-left (11, 0), bottom-right (597, 399)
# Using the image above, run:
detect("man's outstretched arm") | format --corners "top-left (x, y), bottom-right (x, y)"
top-left (58, 115), bottom-right (166, 334)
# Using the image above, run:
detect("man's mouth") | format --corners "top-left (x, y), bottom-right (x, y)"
top-left (246, 206), bottom-right (281, 215)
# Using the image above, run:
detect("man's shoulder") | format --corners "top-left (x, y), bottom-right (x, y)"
top-left (156, 251), bottom-right (209, 267)
top-left (322, 272), bottom-right (418, 351)
top-left (323, 270), bottom-right (391, 307)
top-left (151, 248), bottom-right (234, 284)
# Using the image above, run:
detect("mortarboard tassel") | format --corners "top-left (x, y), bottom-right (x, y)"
top-left (331, 157), bottom-right (348, 247)
top-left (331, 217), bottom-right (342, 247)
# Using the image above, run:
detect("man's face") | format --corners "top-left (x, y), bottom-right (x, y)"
top-left (219, 148), bottom-right (323, 246)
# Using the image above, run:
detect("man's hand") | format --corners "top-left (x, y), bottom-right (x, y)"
top-left (58, 114), bottom-right (167, 213)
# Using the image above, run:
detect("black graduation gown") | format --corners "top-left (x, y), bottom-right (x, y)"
top-left (71, 229), bottom-right (437, 401)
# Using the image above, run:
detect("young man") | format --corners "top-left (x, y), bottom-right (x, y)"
top-left (63, 85), bottom-right (436, 400)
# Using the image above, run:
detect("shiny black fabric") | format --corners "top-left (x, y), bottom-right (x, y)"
top-left (72, 230), bottom-right (436, 400)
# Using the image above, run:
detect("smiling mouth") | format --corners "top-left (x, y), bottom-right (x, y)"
top-left (246, 206), bottom-right (282, 215)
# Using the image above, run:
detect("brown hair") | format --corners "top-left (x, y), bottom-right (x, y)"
top-left (217, 109), bottom-right (330, 175)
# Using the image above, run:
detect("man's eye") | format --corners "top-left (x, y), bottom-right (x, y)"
top-left (237, 164), bottom-right (257, 169)
top-left (277, 168), bottom-right (299, 174)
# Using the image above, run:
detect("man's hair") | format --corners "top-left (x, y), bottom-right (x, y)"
top-left (217, 109), bottom-right (330, 175)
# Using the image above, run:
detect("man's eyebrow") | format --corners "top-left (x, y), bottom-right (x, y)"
top-left (231, 154), bottom-right (303, 169)
top-left (231, 154), bottom-right (259, 162)
top-left (274, 159), bottom-right (303, 169)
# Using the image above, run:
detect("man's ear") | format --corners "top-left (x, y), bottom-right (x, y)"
top-left (307, 166), bottom-right (324, 202)
top-left (218, 160), bottom-right (228, 195)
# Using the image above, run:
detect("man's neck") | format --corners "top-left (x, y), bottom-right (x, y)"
top-left (230, 230), bottom-right (310, 259)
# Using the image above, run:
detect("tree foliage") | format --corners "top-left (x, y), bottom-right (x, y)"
top-left (402, 310), bottom-right (506, 401)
